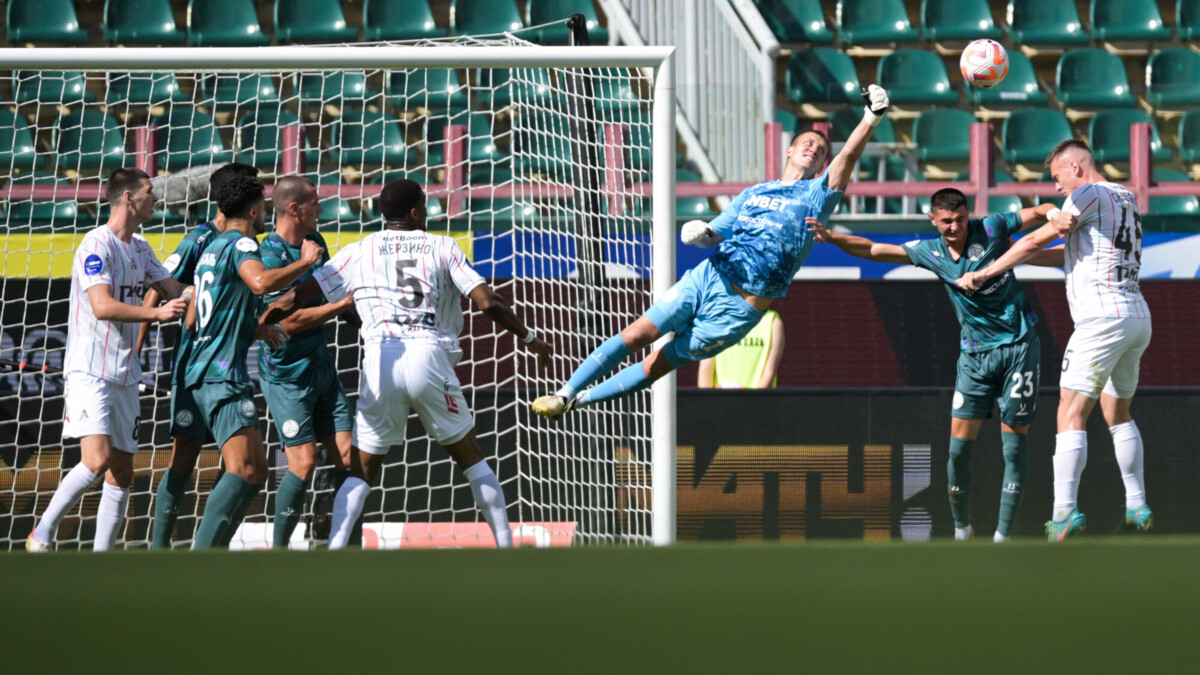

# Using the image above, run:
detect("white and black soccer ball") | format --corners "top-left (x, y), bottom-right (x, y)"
top-left (960, 39), bottom-right (1009, 89)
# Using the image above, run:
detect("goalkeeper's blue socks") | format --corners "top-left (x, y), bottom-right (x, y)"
top-left (559, 335), bottom-right (631, 400)
top-left (997, 431), bottom-right (1028, 538)
top-left (192, 473), bottom-right (250, 549)
top-left (152, 467), bottom-right (189, 549)
top-left (273, 471), bottom-right (308, 548)
top-left (578, 362), bottom-right (654, 407)
top-left (947, 437), bottom-right (974, 530)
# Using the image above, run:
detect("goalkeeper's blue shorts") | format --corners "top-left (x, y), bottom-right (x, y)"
top-left (645, 259), bottom-right (765, 368)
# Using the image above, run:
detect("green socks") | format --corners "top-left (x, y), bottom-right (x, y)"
top-left (152, 468), bottom-right (189, 549)
top-left (193, 473), bottom-right (250, 549)
top-left (273, 471), bottom-right (309, 548)
top-left (217, 481), bottom-right (264, 547)
top-left (947, 437), bottom-right (974, 529)
top-left (997, 431), bottom-right (1028, 537)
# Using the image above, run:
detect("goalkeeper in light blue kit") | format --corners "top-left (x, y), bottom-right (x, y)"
top-left (532, 85), bottom-right (891, 418)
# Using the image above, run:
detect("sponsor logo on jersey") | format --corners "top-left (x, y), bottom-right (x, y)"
top-left (175, 410), bottom-right (194, 427)
top-left (744, 195), bottom-right (792, 211)
top-left (967, 243), bottom-right (985, 261)
top-left (236, 237), bottom-right (259, 253)
top-left (977, 271), bottom-right (1011, 296)
top-left (241, 399), bottom-right (257, 418)
top-left (282, 419), bottom-right (299, 438)
top-left (84, 254), bottom-right (104, 276)
top-left (163, 253), bottom-right (182, 274)
top-left (952, 391), bottom-right (964, 409)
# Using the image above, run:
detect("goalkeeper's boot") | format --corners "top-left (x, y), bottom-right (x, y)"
top-left (531, 393), bottom-right (577, 420)
top-left (1115, 504), bottom-right (1153, 534)
top-left (1044, 509), bottom-right (1087, 542)
top-left (25, 532), bottom-right (51, 553)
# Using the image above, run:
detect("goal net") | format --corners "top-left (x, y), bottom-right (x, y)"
top-left (0, 37), bottom-right (677, 550)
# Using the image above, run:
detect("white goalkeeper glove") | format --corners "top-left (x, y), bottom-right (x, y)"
top-left (681, 220), bottom-right (717, 247)
top-left (862, 84), bottom-right (890, 127)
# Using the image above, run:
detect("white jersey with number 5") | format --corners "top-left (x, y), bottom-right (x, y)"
top-left (1061, 181), bottom-right (1151, 323)
top-left (65, 226), bottom-right (171, 385)
top-left (312, 229), bottom-right (485, 350)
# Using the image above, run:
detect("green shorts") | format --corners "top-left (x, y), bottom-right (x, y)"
top-left (189, 380), bottom-right (260, 448)
top-left (952, 331), bottom-right (1041, 428)
top-left (259, 360), bottom-right (353, 447)
top-left (171, 380), bottom-right (214, 443)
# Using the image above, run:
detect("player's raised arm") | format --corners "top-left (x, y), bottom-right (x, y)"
top-left (238, 239), bottom-right (323, 296)
top-left (807, 217), bottom-right (910, 264)
top-left (956, 219), bottom-right (1063, 291)
top-left (826, 85), bottom-right (890, 191)
top-left (467, 284), bottom-right (553, 370)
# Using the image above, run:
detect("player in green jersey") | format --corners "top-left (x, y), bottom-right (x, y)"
top-left (184, 174), bottom-right (323, 549)
top-left (809, 189), bottom-right (1064, 541)
top-left (257, 176), bottom-right (356, 548)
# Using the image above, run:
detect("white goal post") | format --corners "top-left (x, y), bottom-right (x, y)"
top-left (0, 43), bottom-right (676, 548)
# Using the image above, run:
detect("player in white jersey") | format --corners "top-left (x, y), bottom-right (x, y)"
top-left (27, 168), bottom-right (192, 552)
top-left (262, 179), bottom-right (553, 548)
top-left (957, 140), bottom-right (1153, 540)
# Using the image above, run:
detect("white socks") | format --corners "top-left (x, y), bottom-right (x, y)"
top-left (94, 482), bottom-right (130, 552)
top-left (1111, 421), bottom-right (1146, 510)
top-left (329, 476), bottom-right (368, 550)
top-left (993, 531), bottom-right (1008, 543)
top-left (464, 460), bottom-right (513, 548)
top-left (33, 463), bottom-right (97, 545)
top-left (1052, 430), bottom-right (1088, 522)
top-left (954, 525), bottom-right (974, 541)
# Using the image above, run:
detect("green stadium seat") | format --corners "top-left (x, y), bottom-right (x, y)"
top-left (1146, 48), bottom-right (1200, 109)
top-left (5, 173), bottom-right (80, 231)
top-left (274, 0), bottom-right (357, 44)
top-left (386, 69), bottom-right (469, 112)
top-left (1090, 0), bottom-right (1170, 42)
top-left (836, 0), bottom-right (919, 45)
top-left (965, 50), bottom-right (1048, 107)
top-left (1180, 108), bottom-right (1200, 165)
top-left (921, 0), bottom-right (1002, 42)
top-left (829, 106), bottom-right (906, 180)
top-left (785, 49), bottom-right (860, 105)
top-left (200, 73), bottom-right (280, 111)
top-left (296, 71), bottom-right (373, 106)
top-left (0, 110), bottom-right (41, 174)
top-left (363, 0), bottom-right (442, 41)
top-left (317, 196), bottom-right (360, 223)
top-left (1147, 168), bottom-right (1198, 216)
top-left (1056, 49), bottom-right (1136, 109)
top-left (332, 108), bottom-right (412, 168)
top-left (593, 76), bottom-right (645, 119)
top-left (513, 114), bottom-right (573, 178)
top-left (154, 107), bottom-right (235, 171)
top-left (1181, 0), bottom-right (1200, 40)
top-left (528, 0), bottom-right (609, 45)
top-left (103, 0), bottom-right (187, 45)
top-left (678, 196), bottom-right (717, 219)
top-left (235, 105), bottom-right (320, 173)
top-left (425, 111), bottom-right (508, 167)
top-left (1001, 108), bottom-right (1073, 165)
top-left (94, 199), bottom-right (185, 229)
top-left (753, 0), bottom-right (834, 44)
top-left (914, 108), bottom-right (975, 162)
top-left (916, 171), bottom-right (1023, 214)
top-left (476, 68), bottom-right (558, 109)
top-left (54, 109), bottom-right (127, 172)
top-left (7, 0), bottom-right (86, 44)
top-left (187, 0), bottom-right (269, 47)
top-left (1007, 0), bottom-right (1090, 46)
top-left (1087, 109), bottom-right (1172, 164)
top-left (13, 71), bottom-right (95, 105)
top-left (878, 50), bottom-right (958, 106)
top-left (106, 72), bottom-right (189, 107)
top-left (450, 0), bottom-right (524, 37)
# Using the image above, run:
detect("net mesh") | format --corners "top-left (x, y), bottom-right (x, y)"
top-left (0, 35), bottom-right (659, 549)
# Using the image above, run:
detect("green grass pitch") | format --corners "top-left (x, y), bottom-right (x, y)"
top-left (5, 538), bottom-right (1197, 672)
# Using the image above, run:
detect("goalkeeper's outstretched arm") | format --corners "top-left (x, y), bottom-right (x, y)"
top-left (826, 84), bottom-right (890, 191)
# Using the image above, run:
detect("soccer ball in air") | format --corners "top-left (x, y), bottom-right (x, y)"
top-left (959, 39), bottom-right (1008, 89)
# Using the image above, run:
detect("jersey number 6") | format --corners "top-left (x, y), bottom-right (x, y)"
top-left (196, 270), bottom-right (215, 328)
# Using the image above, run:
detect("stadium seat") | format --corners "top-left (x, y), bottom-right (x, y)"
top-left (7, 0), bottom-right (88, 44)
top-left (1146, 48), bottom-right (1200, 110)
top-left (274, 0), bottom-right (357, 44)
top-left (1056, 49), bottom-right (1136, 109)
top-left (53, 109), bottom-right (127, 173)
top-left (363, 0), bottom-right (442, 41)
top-left (752, 0), bottom-right (834, 44)
top-left (835, 0), bottom-right (919, 45)
top-left (916, 171), bottom-right (1023, 214)
top-left (200, 73), bottom-right (280, 111)
top-left (1007, 0), bottom-right (1090, 46)
top-left (593, 75), bottom-right (645, 119)
top-left (450, 0), bottom-right (525, 37)
top-left (785, 49), bottom-right (860, 105)
top-left (332, 108), bottom-right (412, 168)
top-left (296, 71), bottom-right (373, 107)
top-left (921, 0), bottom-right (1002, 42)
top-left (1090, 0), bottom-right (1170, 42)
top-left (106, 72), bottom-right (189, 107)
top-left (965, 51), bottom-right (1049, 108)
top-left (187, 0), bottom-right (269, 46)
top-left (1147, 168), bottom-right (1199, 216)
top-left (386, 69), bottom-right (469, 112)
top-left (317, 196), bottom-right (360, 223)
top-left (0, 110), bottom-right (41, 174)
top-left (12, 71), bottom-right (95, 105)
top-left (877, 50), bottom-right (958, 106)
top-left (1181, 0), bottom-right (1200, 40)
top-left (476, 68), bottom-right (558, 109)
top-left (103, 0), bottom-right (187, 45)
top-left (1001, 108), bottom-right (1074, 165)
top-left (154, 107), bottom-right (235, 171)
top-left (913, 109), bottom-right (975, 162)
top-left (1087, 109), bottom-right (1172, 164)
top-left (1180, 108), bottom-right (1200, 165)
top-left (235, 105), bottom-right (320, 173)
top-left (94, 199), bottom-right (185, 228)
top-left (528, 0), bottom-right (609, 45)
top-left (513, 113), bottom-right (573, 178)
top-left (829, 106), bottom-right (906, 180)
top-left (5, 174), bottom-right (80, 231)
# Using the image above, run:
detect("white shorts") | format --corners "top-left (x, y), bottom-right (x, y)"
top-left (62, 372), bottom-right (141, 453)
top-left (1060, 316), bottom-right (1152, 399)
top-left (353, 342), bottom-right (473, 454)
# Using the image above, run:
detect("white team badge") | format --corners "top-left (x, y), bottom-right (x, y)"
top-left (163, 253), bottom-right (182, 274)
top-left (175, 410), bottom-right (194, 427)
top-left (236, 237), bottom-right (259, 253)
top-left (282, 420), bottom-right (299, 438)
top-left (967, 244), bottom-right (985, 261)
top-left (241, 399), bottom-right (257, 417)
top-left (952, 391), bottom-right (965, 409)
